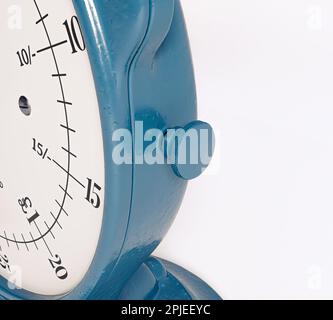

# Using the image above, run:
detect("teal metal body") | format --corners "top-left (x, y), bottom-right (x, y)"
top-left (0, 0), bottom-right (220, 300)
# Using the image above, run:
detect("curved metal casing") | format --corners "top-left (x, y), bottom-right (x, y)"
top-left (0, 0), bottom-right (215, 300)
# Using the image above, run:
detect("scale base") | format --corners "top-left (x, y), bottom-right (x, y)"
top-left (118, 257), bottom-right (221, 300)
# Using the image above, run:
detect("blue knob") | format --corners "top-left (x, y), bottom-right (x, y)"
top-left (165, 121), bottom-right (215, 180)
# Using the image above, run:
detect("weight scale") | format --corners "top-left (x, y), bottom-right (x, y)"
top-left (0, 0), bottom-right (221, 300)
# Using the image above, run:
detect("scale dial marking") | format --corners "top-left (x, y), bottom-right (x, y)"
top-left (0, 0), bottom-right (105, 295)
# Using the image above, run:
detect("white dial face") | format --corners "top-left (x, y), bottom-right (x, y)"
top-left (0, 0), bottom-right (105, 296)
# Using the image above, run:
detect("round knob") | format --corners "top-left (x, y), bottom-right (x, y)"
top-left (165, 121), bottom-right (215, 180)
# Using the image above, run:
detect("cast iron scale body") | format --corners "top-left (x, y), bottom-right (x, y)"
top-left (0, 0), bottom-right (220, 300)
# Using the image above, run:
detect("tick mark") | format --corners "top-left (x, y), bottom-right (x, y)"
top-left (36, 13), bottom-right (48, 25)
top-left (57, 100), bottom-right (72, 106)
top-left (13, 234), bottom-right (19, 250)
top-left (55, 200), bottom-right (69, 216)
top-left (3, 231), bottom-right (9, 248)
top-left (50, 212), bottom-right (63, 230)
top-left (36, 40), bottom-right (68, 54)
top-left (62, 147), bottom-right (77, 159)
top-left (52, 73), bottom-right (67, 78)
top-left (52, 159), bottom-right (85, 188)
top-left (60, 124), bottom-right (76, 133)
top-left (33, 221), bottom-right (53, 257)
top-left (59, 184), bottom-right (73, 200)
top-left (29, 232), bottom-right (38, 250)
top-left (44, 222), bottom-right (55, 239)
top-left (21, 234), bottom-right (29, 252)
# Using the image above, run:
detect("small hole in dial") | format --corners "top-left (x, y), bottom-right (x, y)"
top-left (19, 96), bottom-right (31, 116)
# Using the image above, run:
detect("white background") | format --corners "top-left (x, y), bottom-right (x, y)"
top-left (155, 0), bottom-right (333, 299)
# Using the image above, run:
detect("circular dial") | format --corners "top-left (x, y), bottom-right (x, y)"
top-left (0, 0), bottom-right (105, 296)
